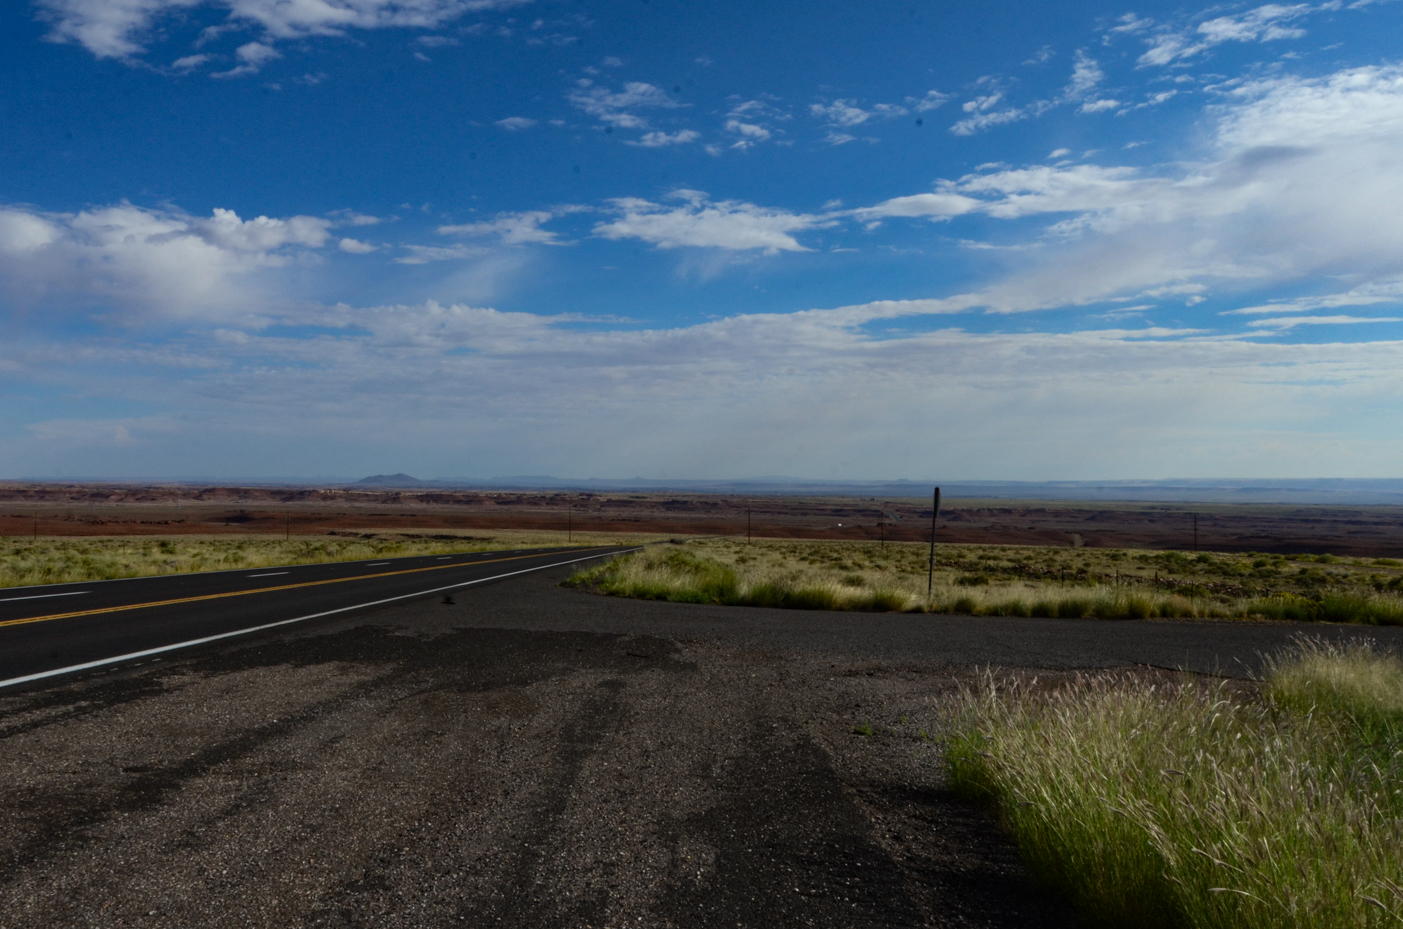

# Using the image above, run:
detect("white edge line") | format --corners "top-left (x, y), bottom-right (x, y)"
top-left (0, 548), bottom-right (639, 692)
top-left (247, 572), bottom-right (290, 578)
top-left (0, 591), bottom-right (90, 603)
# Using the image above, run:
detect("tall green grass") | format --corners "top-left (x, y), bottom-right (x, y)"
top-left (566, 547), bottom-right (922, 612)
top-left (945, 640), bottom-right (1403, 928)
top-left (572, 544), bottom-right (1403, 624)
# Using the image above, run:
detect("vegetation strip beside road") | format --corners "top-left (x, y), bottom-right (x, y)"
top-left (944, 639), bottom-right (1403, 928)
top-left (567, 538), bottom-right (1403, 624)
top-left (0, 530), bottom-right (664, 590)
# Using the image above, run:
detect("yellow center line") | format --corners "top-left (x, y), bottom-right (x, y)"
top-left (0, 548), bottom-right (613, 630)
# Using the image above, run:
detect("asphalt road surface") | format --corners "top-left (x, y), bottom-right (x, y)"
top-left (2, 551), bottom-right (1401, 929)
top-left (0, 545), bottom-right (636, 688)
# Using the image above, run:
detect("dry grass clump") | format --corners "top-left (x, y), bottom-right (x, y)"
top-left (945, 639), bottom-right (1403, 928)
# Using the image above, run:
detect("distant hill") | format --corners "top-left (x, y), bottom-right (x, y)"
top-left (354, 473), bottom-right (426, 488)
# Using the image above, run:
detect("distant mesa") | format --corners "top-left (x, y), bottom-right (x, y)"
top-left (354, 473), bottom-right (426, 488)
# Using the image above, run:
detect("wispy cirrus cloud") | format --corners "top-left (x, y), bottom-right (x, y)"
top-left (37, 0), bottom-right (530, 61)
top-left (566, 79), bottom-right (686, 130)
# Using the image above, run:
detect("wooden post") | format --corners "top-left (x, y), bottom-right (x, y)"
top-left (927, 487), bottom-right (941, 600)
top-left (747, 507), bottom-right (751, 542)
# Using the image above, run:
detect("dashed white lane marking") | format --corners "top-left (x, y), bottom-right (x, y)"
top-left (247, 572), bottom-right (290, 578)
top-left (0, 591), bottom-right (89, 603)
top-left (366, 562), bottom-right (391, 566)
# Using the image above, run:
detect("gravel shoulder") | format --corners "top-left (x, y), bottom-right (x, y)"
top-left (2, 568), bottom-right (1398, 928)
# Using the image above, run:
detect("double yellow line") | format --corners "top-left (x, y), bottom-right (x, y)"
top-left (0, 548), bottom-right (612, 630)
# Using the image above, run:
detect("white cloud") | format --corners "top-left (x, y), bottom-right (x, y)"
top-left (1136, 3), bottom-right (1314, 67)
top-left (438, 210), bottom-right (564, 245)
top-left (950, 106), bottom-right (1026, 135)
top-left (853, 193), bottom-right (982, 220)
top-left (810, 98), bottom-right (908, 127)
top-left (329, 209), bottom-right (382, 226)
top-left (907, 89), bottom-right (952, 112)
top-left (395, 243), bottom-right (487, 264)
top-left (338, 238), bottom-right (377, 253)
top-left (13, 297), bottom-right (1403, 480)
top-left (1248, 315), bottom-right (1403, 329)
top-left (872, 64), bottom-right (1403, 314)
top-left (1066, 50), bottom-right (1104, 98)
top-left (626, 129), bottom-right (701, 147)
top-left (0, 202), bottom-right (331, 318)
top-left (211, 41), bottom-right (280, 77)
top-left (567, 80), bottom-right (685, 129)
top-left (37, 0), bottom-right (530, 61)
top-left (1080, 98), bottom-right (1121, 113)
top-left (495, 116), bottom-right (538, 130)
top-left (593, 192), bottom-right (830, 253)
top-left (171, 53), bottom-right (211, 70)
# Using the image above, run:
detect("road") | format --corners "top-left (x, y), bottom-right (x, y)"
top-left (2, 554), bottom-right (1401, 928)
top-left (0, 545), bottom-right (635, 688)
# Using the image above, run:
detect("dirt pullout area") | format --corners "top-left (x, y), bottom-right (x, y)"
top-left (4, 481), bottom-right (1403, 555)
top-left (0, 627), bottom-right (1080, 928)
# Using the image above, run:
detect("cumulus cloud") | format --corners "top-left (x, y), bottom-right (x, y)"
top-left (593, 191), bottom-right (831, 253)
top-left (338, 238), bottom-right (377, 253)
top-left (37, 0), bottom-right (530, 61)
top-left (0, 202), bottom-right (332, 318)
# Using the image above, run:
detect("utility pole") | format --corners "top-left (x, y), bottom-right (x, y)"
top-left (285, 513), bottom-right (290, 541)
top-left (927, 487), bottom-right (941, 600)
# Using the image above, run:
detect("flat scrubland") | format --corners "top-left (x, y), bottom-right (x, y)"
top-left (946, 639), bottom-right (1403, 928)
top-left (0, 530), bottom-right (659, 590)
top-left (569, 537), bottom-right (1403, 624)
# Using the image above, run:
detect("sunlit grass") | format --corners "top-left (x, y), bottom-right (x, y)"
top-left (569, 539), bottom-right (1403, 622)
top-left (944, 639), bottom-right (1403, 928)
top-left (0, 528), bottom-right (663, 589)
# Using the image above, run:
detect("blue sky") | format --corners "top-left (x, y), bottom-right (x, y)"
top-left (2, 0), bottom-right (1402, 481)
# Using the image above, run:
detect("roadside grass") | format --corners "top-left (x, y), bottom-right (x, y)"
top-left (944, 639), bottom-right (1403, 929)
top-left (568, 539), bottom-right (1403, 623)
top-left (0, 529), bottom-right (663, 590)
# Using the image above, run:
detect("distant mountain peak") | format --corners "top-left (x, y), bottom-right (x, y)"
top-left (355, 473), bottom-right (424, 487)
